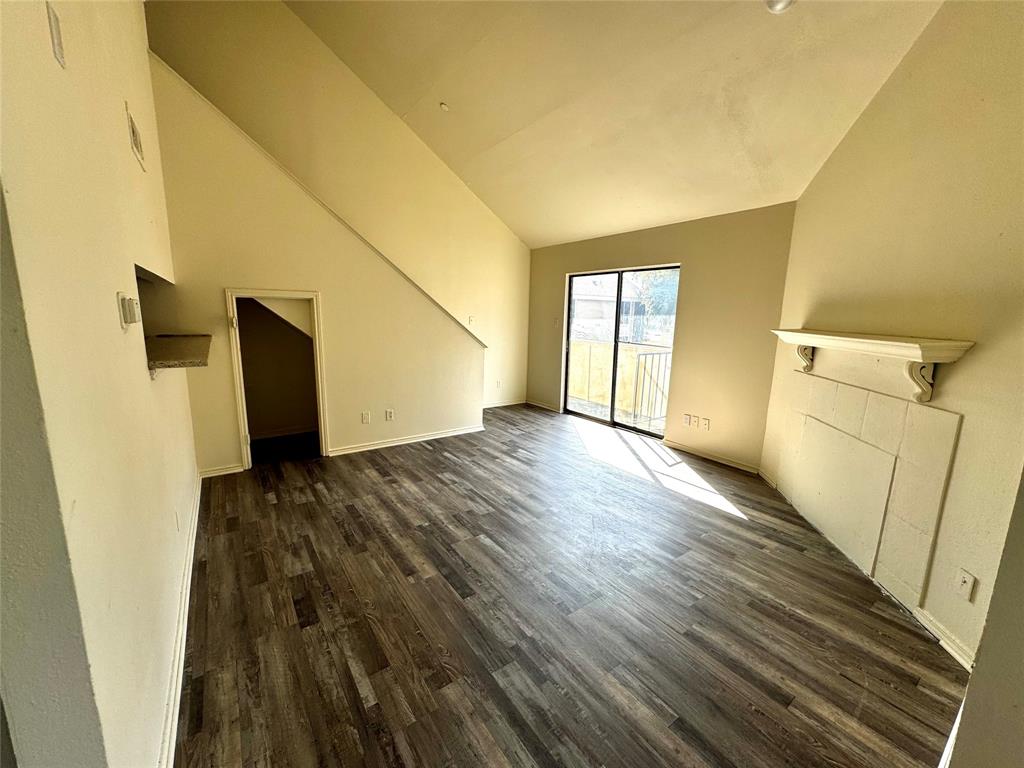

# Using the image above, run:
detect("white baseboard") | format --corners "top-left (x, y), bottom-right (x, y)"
top-left (913, 607), bottom-right (975, 671)
top-left (328, 424), bottom-right (483, 456)
top-left (661, 439), bottom-right (759, 474)
top-left (525, 399), bottom-right (562, 413)
top-left (198, 463), bottom-right (244, 478)
top-left (758, 469), bottom-right (779, 489)
top-left (483, 399), bottom-right (526, 409)
top-left (158, 472), bottom-right (203, 768)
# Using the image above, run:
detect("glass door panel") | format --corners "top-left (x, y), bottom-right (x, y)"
top-left (565, 273), bottom-right (618, 421)
top-left (613, 268), bottom-right (679, 436)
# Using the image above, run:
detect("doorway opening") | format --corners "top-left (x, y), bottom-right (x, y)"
top-left (563, 266), bottom-right (679, 437)
top-left (226, 289), bottom-right (328, 468)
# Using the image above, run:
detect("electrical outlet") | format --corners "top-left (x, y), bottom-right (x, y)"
top-left (385, 409), bottom-right (394, 421)
top-left (496, 379), bottom-right (502, 390)
top-left (957, 569), bottom-right (976, 602)
top-left (690, 414), bottom-right (699, 429)
top-left (701, 417), bottom-right (711, 432)
top-left (361, 411), bottom-right (371, 424)
top-left (683, 414), bottom-right (691, 427)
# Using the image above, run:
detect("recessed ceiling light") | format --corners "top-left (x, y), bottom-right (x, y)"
top-left (765, 0), bottom-right (796, 14)
top-left (439, 102), bottom-right (450, 112)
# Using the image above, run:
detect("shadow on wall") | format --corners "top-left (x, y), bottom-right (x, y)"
top-left (803, 293), bottom-right (1023, 349)
top-left (1, 701), bottom-right (16, 768)
top-left (1, 193), bottom-right (107, 765)
top-left (236, 298), bottom-right (319, 460)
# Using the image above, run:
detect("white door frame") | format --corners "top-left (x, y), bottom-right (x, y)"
top-left (225, 288), bottom-right (329, 469)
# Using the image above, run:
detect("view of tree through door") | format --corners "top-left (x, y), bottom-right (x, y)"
top-left (564, 267), bottom-right (679, 437)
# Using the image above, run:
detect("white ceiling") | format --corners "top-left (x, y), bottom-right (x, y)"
top-left (287, 1), bottom-right (939, 248)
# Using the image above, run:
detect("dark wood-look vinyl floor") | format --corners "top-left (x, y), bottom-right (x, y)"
top-left (175, 405), bottom-right (967, 768)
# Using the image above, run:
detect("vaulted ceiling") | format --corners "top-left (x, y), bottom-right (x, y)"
top-left (287, 1), bottom-right (938, 248)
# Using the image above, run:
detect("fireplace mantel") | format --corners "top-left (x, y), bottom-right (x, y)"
top-left (771, 328), bottom-right (974, 402)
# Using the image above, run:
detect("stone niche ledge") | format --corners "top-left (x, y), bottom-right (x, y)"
top-left (772, 328), bottom-right (974, 403)
top-left (144, 333), bottom-right (212, 372)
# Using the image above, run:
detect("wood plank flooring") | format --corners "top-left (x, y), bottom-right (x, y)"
top-left (175, 405), bottom-right (967, 768)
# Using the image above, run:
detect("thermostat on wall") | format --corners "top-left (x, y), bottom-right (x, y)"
top-left (117, 292), bottom-right (141, 329)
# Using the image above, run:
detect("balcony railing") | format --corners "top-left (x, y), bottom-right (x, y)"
top-left (566, 340), bottom-right (672, 435)
top-left (629, 347), bottom-right (671, 433)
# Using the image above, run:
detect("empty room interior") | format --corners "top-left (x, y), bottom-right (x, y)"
top-left (3, 1), bottom-right (1023, 767)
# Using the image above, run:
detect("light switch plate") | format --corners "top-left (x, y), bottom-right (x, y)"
top-left (361, 411), bottom-right (371, 424)
top-left (957, 568), bottom-right (976, 602)
top-left (117, 292), bottom-right (141, 329)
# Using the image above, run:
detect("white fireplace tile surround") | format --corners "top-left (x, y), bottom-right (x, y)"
top-left (787, 415), bottom-right (896, 570)
top-left (861, 392), bottom-right (907, 455)
top-left (776, 368), bottom-right (961, 619)
top-left (832, 384), bottom-right (869, 436)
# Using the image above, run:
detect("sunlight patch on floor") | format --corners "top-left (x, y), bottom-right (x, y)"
top-left (571, 416), bottom-right (649, 479)
top-left (570, 416), bottom-right (747, 519)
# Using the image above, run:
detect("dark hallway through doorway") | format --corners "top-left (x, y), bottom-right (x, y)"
top-left (236, 297), bottom-right (320, 463)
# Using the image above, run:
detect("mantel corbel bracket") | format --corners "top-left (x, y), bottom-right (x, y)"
top-left (795, 345), bottom-right (815, 373)
top-left (771, 329), bottom-right (973, 404)
top-left (905, 361), bottom-right (935, 403)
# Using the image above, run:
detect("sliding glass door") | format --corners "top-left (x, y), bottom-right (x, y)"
top-left (564, 273), bottom-right (618, 421)
top-left (565, 267), bottom-right (679, 437)
top-left (613, 268), bottom-right (678, 435)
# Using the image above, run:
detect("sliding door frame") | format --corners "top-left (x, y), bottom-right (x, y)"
top-left (562, 265), bottom-right (679, 440)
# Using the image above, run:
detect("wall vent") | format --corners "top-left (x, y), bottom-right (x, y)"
top-left (46, 2), bottom-right (65, 68)
top-left (126, 103), bottom-right (145, 170)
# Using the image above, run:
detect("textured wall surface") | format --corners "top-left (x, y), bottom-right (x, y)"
top-left (761, 2), bottom-right (1024, 659)
top-left (1, 2), bottom-right (200, 763)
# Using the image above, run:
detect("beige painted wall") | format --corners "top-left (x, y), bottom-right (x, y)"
top-left (947, 466), bottom-right (1024, 767)
top-left (144, 0), bottom-right (530, 407)
top-left (528, 203), bottom-right (794, 471)
top-left (1, 2), bottom-right (199, 764)
top-left (1, 190), bottom-right (108, 768)
top-left (150, 59), bottom-right (485, 474)
top-left (761, 1), bottom-right (1024, 658)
